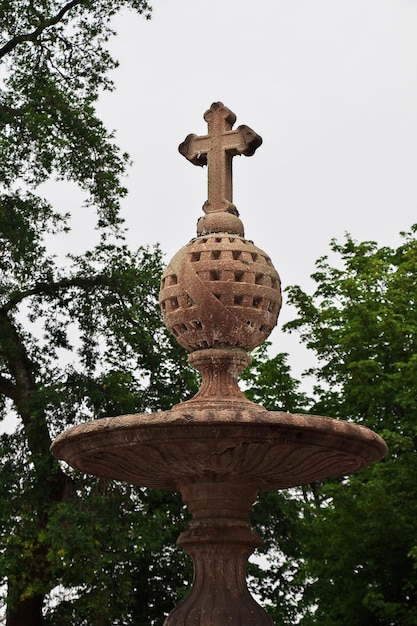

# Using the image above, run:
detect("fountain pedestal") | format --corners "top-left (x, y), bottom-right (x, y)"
top-left (51, 400), bottom-right (386, 625)
top-left (168, 480), bottom-right (271, 625)
top-left (50, 103), bottom-right (387, 624)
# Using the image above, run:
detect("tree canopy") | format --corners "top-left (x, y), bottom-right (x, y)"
top-left (2, 1), bottom-right (416, 625)
top-left (0, 2), bottom-right (201, 624)
top-left (1, 0), bottom-right (151, 228)
top-left (280, 228), bottom-right (417, 625)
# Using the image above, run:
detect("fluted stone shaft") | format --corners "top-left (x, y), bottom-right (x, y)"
top-left (164, 482), bottom-right (273, 626)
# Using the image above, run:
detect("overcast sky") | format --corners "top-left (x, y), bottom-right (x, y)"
top-left (43, 0), bottom-right (417, 385)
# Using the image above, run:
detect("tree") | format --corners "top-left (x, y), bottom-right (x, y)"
top-left (241, 342), bottom-right (311, 413)
top-left (0, 224), bottom-right (197, 624)
top-left (1, 0), bottom-right (151, 228)
top-left (283, 228), bottom-right (417, 624)
top-left (0, 2), bottom-right (204, 624)
top-left (0, 3), bottom-right (314, 623)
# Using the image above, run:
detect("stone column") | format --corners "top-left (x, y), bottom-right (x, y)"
top-left (165, 481), bottom-right (273, 626)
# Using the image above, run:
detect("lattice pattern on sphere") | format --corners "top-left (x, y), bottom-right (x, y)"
top-left (159, 235), bottom-right (282, 352)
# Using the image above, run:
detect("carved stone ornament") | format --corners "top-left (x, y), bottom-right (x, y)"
top-left (51, 102), bottom-right (387, 626)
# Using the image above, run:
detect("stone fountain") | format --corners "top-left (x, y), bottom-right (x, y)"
top-left (51, 102), bottom-right (387, 625)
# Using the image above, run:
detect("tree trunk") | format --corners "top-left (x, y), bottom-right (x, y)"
top-left (6, 595), bottom-right (44, 626)
top-left (0, 311), bottom-right (74, 625)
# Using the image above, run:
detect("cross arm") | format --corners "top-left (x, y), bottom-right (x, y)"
top-left (178, 134), bottom-right (209, 167)
top-left (232, 125), bottom-right (262, 156)
top-left (179, 125), bottom-right (262, 167)
top-left (178, 102), bottom-right (262, 222)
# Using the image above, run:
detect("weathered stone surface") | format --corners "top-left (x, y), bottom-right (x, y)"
top-left (51, 103), bottom-right (388, 626)
top-left (167, 482), bottom-right (273, 626)
top-left (51, 406), bottom-right (387, 625)
top-left (51, 408), bottom-right (386, 491)
top-left (179, 101), bottom-right (262, 217)
top-left (159, 236), bottom-right (282, 353)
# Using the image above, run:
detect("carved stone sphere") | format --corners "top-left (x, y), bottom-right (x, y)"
top-left (159, 234), bottom-right (282, 352)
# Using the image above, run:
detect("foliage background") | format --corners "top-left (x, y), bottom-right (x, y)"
top-left (1, 1), bottom-right (417, 625)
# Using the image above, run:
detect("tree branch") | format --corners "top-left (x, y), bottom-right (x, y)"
top-left (1, 274), bottom-right (109, 312)
top-left (0, 104), bottom-right (23, 117)
top-left (0, 0), bottom-right (87, 59)
top-left (0, 311), bottom-right (36, 406)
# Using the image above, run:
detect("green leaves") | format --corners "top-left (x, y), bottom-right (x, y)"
top-left (0, 2), bottom-right (209, 623)
top-left (282, 227), bottom-right (417, 624)
top-left (241, 342), bottom-right (311, 412)
top-left (1, 0), bottom-right (151, 228)
top-left (285, 230), bottom-right (417, 429)
top-left (41, 484), bottom-right (191, 625)
top-left (0, 224), bottom-right (198, 623)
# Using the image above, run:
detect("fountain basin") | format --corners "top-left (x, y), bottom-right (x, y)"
top-left (51, 407), bottom-right (387, 490)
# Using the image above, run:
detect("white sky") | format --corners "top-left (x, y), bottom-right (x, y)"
top-left (0, 2), bottom-right (413, 606)
top-left (100, 0), bottom-right (417, 261)
top-left (91, 0), bottom-right (417, 381)
top-left (12, 0), bottom-right (417, 420)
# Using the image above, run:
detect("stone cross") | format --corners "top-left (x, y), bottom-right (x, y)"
top-left (179, 102), bottom-right (262, 214)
